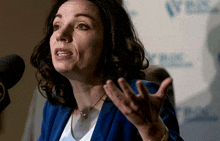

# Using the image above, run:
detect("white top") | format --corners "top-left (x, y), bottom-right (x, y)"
top-left (59, 115), bottom-right (96, 141)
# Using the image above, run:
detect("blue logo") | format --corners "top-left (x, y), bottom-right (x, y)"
top-left (147, 52), bottom-right (193, 68)
top-left (166, 0), bottom-right (220, 18)
top-left (166, 0), bottom-right (182, 17)
top-left (176, 106), bottom-right (219, 122)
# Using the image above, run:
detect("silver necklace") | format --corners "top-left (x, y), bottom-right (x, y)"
top-left (79, 94), bottom-right (105, 117)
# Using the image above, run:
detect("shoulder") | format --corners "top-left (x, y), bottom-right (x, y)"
top-left (40, 101), bottom-right (72, 140)
top-left (43, 100), bottom-right (72, 120)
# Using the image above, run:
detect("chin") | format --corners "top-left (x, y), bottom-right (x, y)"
top-left (55, 65), bottom-right (80, 78)
top-left (53, 61), bottom-right (75, 73)
top-left (54, 65), bottom-right (72, 74)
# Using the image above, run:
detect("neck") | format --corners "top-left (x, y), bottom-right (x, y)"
top-left (68, 76), bottom-right (106, 113)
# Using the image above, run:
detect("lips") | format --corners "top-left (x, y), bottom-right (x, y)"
top-left (55, 48), bottom-right (73, 56)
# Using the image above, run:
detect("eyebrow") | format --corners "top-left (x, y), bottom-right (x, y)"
top-left (55, 14), bottom-right (62, 19)
top-left (54, 13), bottom-right (95, 21)
top-left (75, 13), bottom-right (95, 21)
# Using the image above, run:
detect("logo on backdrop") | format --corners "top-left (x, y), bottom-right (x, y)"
top-left (147, 52), bottom-right (193, 68)
top-left (176, 106), bottom-right (219, 123)
top-left (166, 0), bottom-right (220, 18)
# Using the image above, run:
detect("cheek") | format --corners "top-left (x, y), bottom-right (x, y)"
top-left (76, 37), bottom-right (103, 67)
top-left (77, 34), bottom-right (102, 53)
top-left (49, 35), bottom-right (56, 58)
top-left (49, 35), bottom-right (55, 50)
top-left (89, 33), bottom-right (104, 51)
top-left (94, 37), bottom-right (104, 55)
top-left (83, 39), bottom-right (103, 60)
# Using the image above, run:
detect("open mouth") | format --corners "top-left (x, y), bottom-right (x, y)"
top-left (55, 48), bottom-right (73, 57)
top-left (57, 51), bottom-right (71, 56)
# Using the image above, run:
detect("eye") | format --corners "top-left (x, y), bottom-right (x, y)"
top-left (53, 24), bottom-right (60, 31)
top-left (77, 23), bottom-right (89, 30)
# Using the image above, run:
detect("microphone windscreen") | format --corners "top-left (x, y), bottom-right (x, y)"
top-left (0, 54), bottom-right (25, 89)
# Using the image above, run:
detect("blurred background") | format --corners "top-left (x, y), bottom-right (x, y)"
top-left (0, 0), bottom-right (220, 140)
top-left (0, 0), bottom-right (51, 140)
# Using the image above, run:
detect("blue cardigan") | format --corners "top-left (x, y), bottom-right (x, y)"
top-left (38, 80), bottom-right (183, 141)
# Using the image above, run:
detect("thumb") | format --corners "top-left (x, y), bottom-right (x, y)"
top-left (156, 77), bottom-right (173, 99)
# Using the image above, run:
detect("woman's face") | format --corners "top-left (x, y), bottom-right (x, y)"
top-left (50, 0), bottom-right (104, 78)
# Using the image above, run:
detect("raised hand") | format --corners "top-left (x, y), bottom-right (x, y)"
top-left (103, 77), bottom-right (172, 141)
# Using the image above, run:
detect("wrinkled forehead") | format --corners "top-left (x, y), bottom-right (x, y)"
top-left (57, 0), bottom-right (100, 16)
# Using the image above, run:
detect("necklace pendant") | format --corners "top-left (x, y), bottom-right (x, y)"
top-left (81, 112), bottom-right (87, 117)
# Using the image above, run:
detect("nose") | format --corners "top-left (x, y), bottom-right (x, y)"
top-left (56, 26), bottom-right (73, 42)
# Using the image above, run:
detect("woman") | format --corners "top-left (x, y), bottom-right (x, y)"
top-left (31, 0), bottom-right (183, 140)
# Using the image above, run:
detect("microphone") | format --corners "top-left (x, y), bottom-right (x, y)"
top-left (0, 54), bottom-right (25, 113)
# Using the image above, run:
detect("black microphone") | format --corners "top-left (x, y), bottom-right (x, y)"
top-left (0, 54), bottom-right (25, 113)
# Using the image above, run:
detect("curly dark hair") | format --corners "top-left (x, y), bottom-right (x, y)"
top-left (31, 0), bottom-right (149, 108)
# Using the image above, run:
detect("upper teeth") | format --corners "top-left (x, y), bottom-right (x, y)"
top-left (57, 51), bottom-right (68, 56)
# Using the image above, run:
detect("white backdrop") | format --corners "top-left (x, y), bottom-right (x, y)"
top-left (124, 0), bottom-right (220, 140)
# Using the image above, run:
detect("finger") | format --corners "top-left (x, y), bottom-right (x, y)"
top-left (118, 78), bottom-right (137, 101)
top-left (156, 77), bottom-right (173, 99)
top-left (103, 80), bottom-right (128, 109)
top-left (104, 80), bottom-right (125, 102)
top-left (136, 80), bottom-right (149, 99)
top-left (104, 80), bottom-right (119, 96)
